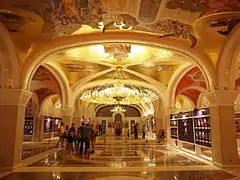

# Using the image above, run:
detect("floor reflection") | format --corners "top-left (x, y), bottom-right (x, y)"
top-left (28, 141), bottom-right (206, 167)
top-left (0, 171), bottom-right (235, 180)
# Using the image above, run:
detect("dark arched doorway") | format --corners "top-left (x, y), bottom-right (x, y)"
top-left (115, 114), bottom-right (122, 136)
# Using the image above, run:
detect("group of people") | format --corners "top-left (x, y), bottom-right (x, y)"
top-left (56, 122), bottom-right (98, 155)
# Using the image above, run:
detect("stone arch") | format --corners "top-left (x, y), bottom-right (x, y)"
top-left (25, 92), bottom-right (40, 116)
top-left (43, 63), bottom-right (71, 107)
top-left (169, 66), bottom-right (208, 109)
top-left (0, 23), bottom-right (19, 88)
top-left (176, 94), bottom-right (195, 112)
top-left (20, 32), bottom-right (216, 96)
top-left (39, 94), bottom-right (61, 116)
top-left (217, 23), bottom-right (240, 90)
top-left (167, 64), bottom-right (195, 108)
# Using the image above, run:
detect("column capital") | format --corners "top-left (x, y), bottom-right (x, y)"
top-left (0, 89), bottom-right (32, 106)
top-left (205, 90), bottom-right (238, 107)
top-left (60, 107), bottom-right (74, 116)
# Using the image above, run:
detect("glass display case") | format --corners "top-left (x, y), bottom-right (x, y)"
top-left (150, 117), bottom-right (156, 133)
top-left (170, 114), bottom-right (178, 139)
top-left (24, 116), bottom-right (35, 136)
top-left (170, 108), bottom-right (212, 148)
top-left (44, 116), bottom-right (62, 133)
top-left (193, 108), bottom-right (211, 148)
top-left (178, 112), bottom-right (194, 143)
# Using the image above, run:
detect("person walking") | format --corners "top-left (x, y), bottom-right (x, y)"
top-left (56, 122), bottom-right (65, 148)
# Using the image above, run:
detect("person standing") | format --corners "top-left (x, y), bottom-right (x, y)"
top-left (69, 123), bottom-right (77, 151)
top-left (90, 124), bottom-right (97, 153)
top-left (79, 123), bottom-right (91, 155)
top-left (56, 122), bottom-right (65, 148)
top-left (142, 125), bottom-right (146, 139)
top-left (66, 131), bottom-right (74, 154)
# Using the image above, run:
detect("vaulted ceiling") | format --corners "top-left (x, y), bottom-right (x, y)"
top-left (1, 0), bottom-right (240, 107)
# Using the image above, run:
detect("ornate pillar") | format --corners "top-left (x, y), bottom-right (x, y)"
top-left (206, 90), bottom-right (240, 166)
top-left (0, 89), bottom-right (32, 171)
top-left (165, 107), bottom-right (176, 144)
top-left (61, 107), bottom-right (74, 126)
top-left (33, 116), bottom-right (41, 141)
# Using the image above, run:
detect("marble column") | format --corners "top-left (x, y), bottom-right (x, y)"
top-left (39, 115), bottom-right (45, 140)
top-left (33, 116), bottom-right (41, 141)
top-left (206, 90), bottom-right (240, 166)
top-left (0, 89), bottom-right (32, 171)
top-left (165, 108), bottom-right (177, 144)
top-left (61, 107), bottom-right (74, 126)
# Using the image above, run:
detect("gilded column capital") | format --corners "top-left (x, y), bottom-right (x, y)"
top-left (0, 89), bottom-right (32, 106)
top-left (205, 90), bottom-right (238, 107)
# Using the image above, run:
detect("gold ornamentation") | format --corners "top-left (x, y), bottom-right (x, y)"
top-left (80, 65), bottom-right (158, 105)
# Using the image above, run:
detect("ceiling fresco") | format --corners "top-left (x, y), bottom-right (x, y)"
top-left (181, 89), bottom-right (201, 106)
top-left (31, 66), bottom-right (61, 104)
top-left (175, 67), bottom-right (207, 105)
top-left (1, 0), bottom-right (239, 50)
top-left (1, 0), bottom-right (240, 109)
top-left (35, 88), bottom-right (57, 105)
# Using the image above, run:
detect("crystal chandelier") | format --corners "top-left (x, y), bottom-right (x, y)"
top-left (80, 66), bottom-right (158, 105)
top-left (111, 105), bottom-right (126, 112)
top-left (80, 44), bottom-right (158, 105)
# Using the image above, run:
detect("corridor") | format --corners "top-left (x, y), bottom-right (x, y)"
top-left (1, 136), bottom-right (238, 180)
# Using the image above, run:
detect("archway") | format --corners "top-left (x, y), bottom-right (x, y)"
top-left (20, 32), bottom-right (216, 96)
top-left (114, 113), bottom-right (123, 136)
top-left (0, 23), bottom-right (19, 88)
top-left (217, 24), bottom-right (240, 90)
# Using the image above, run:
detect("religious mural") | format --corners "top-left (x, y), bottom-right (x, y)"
top-left (35, 88), bottom-right (56, 105)
top-left (201, 0), bottom-right (240, 17)
top-left (0, 0), bottom-right (239, 46)
top-left (149, 19), bottom-right (197, 47)
top-left (166, 0), bottom-right (206, 13)
top-left (0, 10), bottom-right (27, 32)
top-left (31, 66), bottom-right (61, 106)
top-left (176, 67), bottom-right (207, 106)
top-left (138, 0), bottom-right (163, 23)
top-left (32, 66), bottom-right (61, 92)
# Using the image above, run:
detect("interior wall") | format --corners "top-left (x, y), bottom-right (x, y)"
top-left (96, 105), bottom-right (141, 117)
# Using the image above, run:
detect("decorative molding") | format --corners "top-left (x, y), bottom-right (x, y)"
top-left (0, 89), bottom-right (32, 106)
top-left (205, 90), bottom-right (238, 107)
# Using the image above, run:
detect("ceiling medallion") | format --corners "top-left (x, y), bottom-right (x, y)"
top-left (80, 62), bottom-right (158, 105)
top-left (104, 44), bottom-right (131, 60)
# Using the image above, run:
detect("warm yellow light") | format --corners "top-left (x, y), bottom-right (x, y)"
top-left (91, 45), bottom-right (109, 57)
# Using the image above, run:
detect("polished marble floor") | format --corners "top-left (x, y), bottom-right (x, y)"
top-left (2, 136), bottom-right (239, 180)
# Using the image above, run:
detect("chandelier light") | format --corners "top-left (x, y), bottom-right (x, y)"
top-left (80, 44), bottom-right (159, 105)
